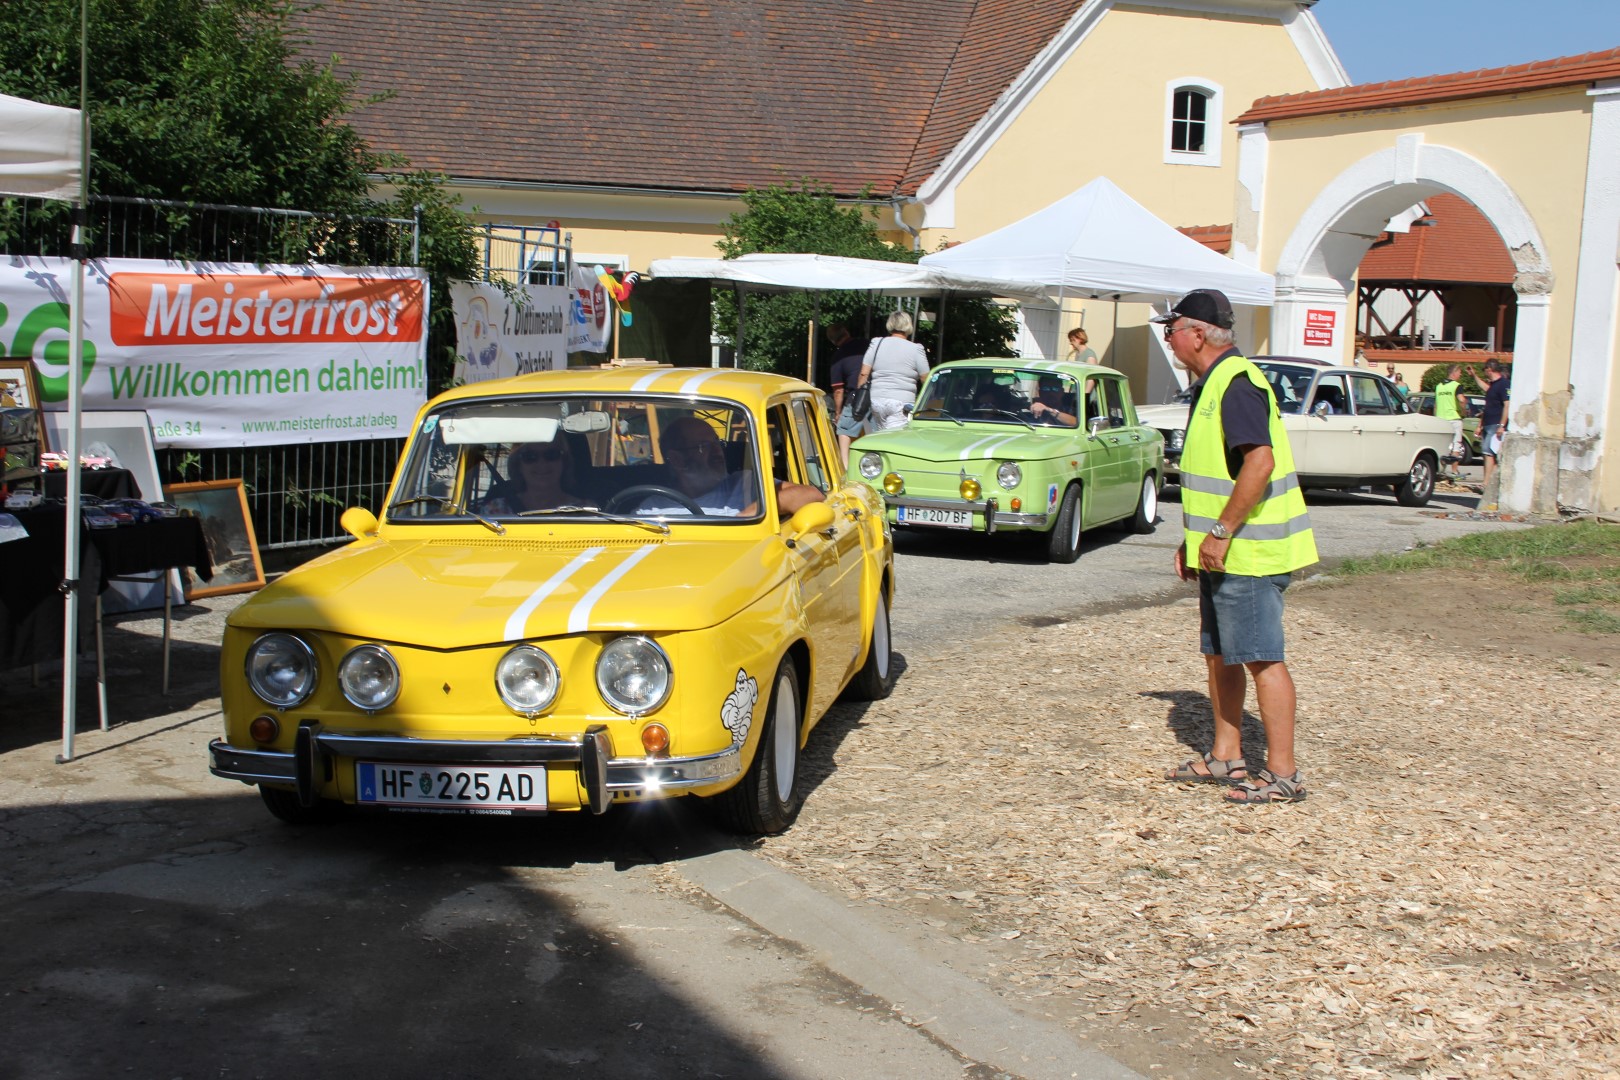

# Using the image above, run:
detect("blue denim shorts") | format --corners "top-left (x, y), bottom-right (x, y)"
top-left (1199, 571), bottom-right (1292, 664)
top-left (835, 404), bottom-right (866, 438)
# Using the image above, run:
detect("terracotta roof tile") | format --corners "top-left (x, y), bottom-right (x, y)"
top-left (291, 1), bottom-right (1084, 198)
top-left (1235, 46), bottom-right (1620, 125)
top-left (1176, 223), bottom-right (1232, 253)
top-left (1358, 194), bottom-right (1516, 285)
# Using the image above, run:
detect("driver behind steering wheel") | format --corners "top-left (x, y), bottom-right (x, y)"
top-left (1029, 375), bottom-right (1078, 427)
top-left (656, 416), bottom-right (823, 517)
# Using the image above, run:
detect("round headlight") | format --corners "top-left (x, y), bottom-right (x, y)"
top-left (858, 452), bottom-right (883, 480)
top-left (996, 461), bottom-right (1023, 489)
top-left (338, 644), bottom-right (400, 711)
top-left (883, 472), bottom-right (904, 495)
top-left (960, 477), bottom-right (982, 501)
top-left (596, 636), bottom-right (672, 716)
top-left (496, 645), bottom-right (561, 715)
top-left (245, 633), bottom-right (317, 709)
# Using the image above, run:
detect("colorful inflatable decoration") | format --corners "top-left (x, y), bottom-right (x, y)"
top-left (594, 266), bottom-right (641, 327)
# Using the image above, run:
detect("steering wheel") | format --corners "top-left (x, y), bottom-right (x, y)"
top-left (604, 485), bottom-right (705, 515)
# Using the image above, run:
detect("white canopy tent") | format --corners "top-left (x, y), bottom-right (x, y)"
top-left (0, 91), bottom-right (90, 763)
top-left (919, 176), bottom-right (1275, 306)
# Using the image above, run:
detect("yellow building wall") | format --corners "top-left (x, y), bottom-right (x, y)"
top-left (1255, 87), bottom-right (1594, 396)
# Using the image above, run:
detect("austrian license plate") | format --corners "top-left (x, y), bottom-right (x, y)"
top-left (896, 505), bottom-right (973, 529)
top-left (357, 761), bottom-right (547, 814)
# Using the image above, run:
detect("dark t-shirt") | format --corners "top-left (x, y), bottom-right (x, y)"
top-left (1482, 376), bottom-right (1510, 426)
top-left (830, 350), bottom-right (865, 395)
top-left (1188, 351), bottom-right (1273, 478)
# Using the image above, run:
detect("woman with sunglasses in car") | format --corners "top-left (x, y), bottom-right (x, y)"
top-left (480, 439), bottom-right (583, 514)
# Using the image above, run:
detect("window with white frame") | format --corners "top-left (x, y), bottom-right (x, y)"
top-left (1164, 79), bottom-right (1223, 167)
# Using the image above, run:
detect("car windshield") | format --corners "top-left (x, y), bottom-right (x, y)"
top-left (386, 396), bottom-right (765, 523)
top-left (914, 366), bottom-right (1082, 426)
top-left (1256, 362), bottom-right (1321, 415)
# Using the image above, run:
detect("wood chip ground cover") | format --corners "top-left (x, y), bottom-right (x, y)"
top-left (757, 573), bottom-right (1619, 1078)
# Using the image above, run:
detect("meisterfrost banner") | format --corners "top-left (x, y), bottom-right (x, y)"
top-left (451, 280), bottom-right (568, 384)
top-left (0, 256), bottom-right (429, 448)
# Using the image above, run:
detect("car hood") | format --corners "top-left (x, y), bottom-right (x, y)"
top-left (856, 422), bottom-right (1086, 463)
top-left (226, 532), bottom-right (787, 648)
top-left (1135, 403), bottom-right (1191, 429)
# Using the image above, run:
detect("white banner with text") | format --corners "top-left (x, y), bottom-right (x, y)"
top-left (451, 280), bottom-right (568, 384)
top-left (0, 256), bottom-right (430, 448)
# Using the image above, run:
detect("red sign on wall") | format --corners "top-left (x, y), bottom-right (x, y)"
top-left (1304, 308), bottom-right (1336, 347)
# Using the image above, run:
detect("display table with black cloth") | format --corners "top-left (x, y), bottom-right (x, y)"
top-left (42, 467), bottom-right (142, 501)
top-left (0, 508), bottom-right (213, 726)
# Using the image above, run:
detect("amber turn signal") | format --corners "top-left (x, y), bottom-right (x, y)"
top-left (882, 473), bottom-right (904, 495)
top-left (960, 477), bottom-right (981, 500)
top-left (641, 723), bottom-right (670, 757)
top-left (249, 715), bottom-right (280, 744)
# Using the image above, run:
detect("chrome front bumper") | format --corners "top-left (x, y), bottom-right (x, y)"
top-left (209, 723), bottom-right (742, 815)
top-left (884, 494), bottom-right (1050, 534)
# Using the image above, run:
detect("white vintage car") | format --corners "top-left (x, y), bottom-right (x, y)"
top-left (1137, 358), bottom-right (1455, 506)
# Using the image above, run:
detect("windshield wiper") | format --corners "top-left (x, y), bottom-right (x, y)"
top-left (517, 505), bottom-right (670, 535)
top-left (913, 408), bottom-right (964, 426)
top-left (985, 409), bottom-right (1036, 430)
top-left (386, 495), bottom-right (505, 535)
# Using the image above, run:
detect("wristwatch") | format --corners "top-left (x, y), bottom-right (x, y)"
top-left (1209, 521), bottom-right (1231, 540)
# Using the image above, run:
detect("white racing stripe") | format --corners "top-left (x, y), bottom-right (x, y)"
top-left (503, 547), bottom-right (604, 640)
top-left (631, 370), bottom-right (671, 391)
top-left (568, 544), bottom-right (660, 633)
top-left (679, 369), bottom-right (729, 395)
top-left (959, 435), bottom-right (1021, 461)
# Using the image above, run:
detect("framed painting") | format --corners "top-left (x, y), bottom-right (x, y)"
top-left (163, 479), bottom-right (266, 599)
top-left (0, 358), bottom-right (48, 450)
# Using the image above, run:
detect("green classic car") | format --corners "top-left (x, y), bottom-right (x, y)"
top-left (847, 359), bottom-right (1164, 562)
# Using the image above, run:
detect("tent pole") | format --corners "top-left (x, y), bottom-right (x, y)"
top-left (735, 285), bottom-right (746, 368)
top-left (59, 0), bottom-right (91, 764)
top-left (937, 292), bottom-right (949, 364)
top-left (808, 292), bottom-right (820, 384)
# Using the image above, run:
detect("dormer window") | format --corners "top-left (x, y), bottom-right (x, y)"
top-left (1164, 80), bottom-right (1223, 167)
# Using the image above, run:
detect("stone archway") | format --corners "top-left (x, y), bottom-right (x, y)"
top-left (1270, 135), bottom-right (1556, 513)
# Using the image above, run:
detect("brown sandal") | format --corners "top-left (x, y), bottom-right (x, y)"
top-left (1164, 752), bottom-right (1248, 786)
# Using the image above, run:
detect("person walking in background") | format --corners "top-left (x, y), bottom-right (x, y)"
top-left (826, 322), bottom-right (870, 458)
top-left (1391, 371), bottom-right (1410, 401)
top-left (1067, 327), bottom-right (1098, 364)
top-left (1478, 358), bottom-right (1511, 505)
top-left (858, 311), bottom-right (930, 432)
top-left (1153, 289), bottom-right (1318, 805)
top-left (1434, 364), bottom-right (1466, 464)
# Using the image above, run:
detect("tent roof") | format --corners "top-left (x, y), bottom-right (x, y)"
top-left (919, 177), bottom-right (1275, 306)
top-left (648, 252), bottom-right (1053, 303)
top-left (0, 93), bottom-right (82, 202)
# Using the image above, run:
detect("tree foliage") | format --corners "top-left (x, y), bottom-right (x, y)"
top-left (0, 0), bottom-right (482, 390)
top-left (1420, 362), bottom-right (1484, 393)
top-left (714, 181), bottom-right (1016, 376)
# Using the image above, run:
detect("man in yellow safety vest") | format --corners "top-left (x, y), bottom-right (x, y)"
top-left (1155, 290), bottom-right (1319, 805)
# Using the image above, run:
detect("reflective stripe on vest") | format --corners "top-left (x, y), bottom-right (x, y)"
top-left (1180, 356), bottom-right (1319, 576)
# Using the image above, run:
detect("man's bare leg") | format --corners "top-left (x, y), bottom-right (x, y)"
top-left (1207, 654), bottom-right (1247, 763)
top-left (1245, 659), bottom-right (1297, 777)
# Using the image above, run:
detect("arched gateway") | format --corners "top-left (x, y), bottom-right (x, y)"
top-left (1232, 50), bottom-right (1620, 516)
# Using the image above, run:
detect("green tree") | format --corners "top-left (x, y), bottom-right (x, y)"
top-left (0, 0), bottom-right (481, 390)
top-left (714, 181), bottom-right (1016, 376)
top-left (1420, 362), bottom-right (1484, 393)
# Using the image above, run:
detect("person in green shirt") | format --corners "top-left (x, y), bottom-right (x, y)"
top-left (1434, 364), bottom-right (1465, 462)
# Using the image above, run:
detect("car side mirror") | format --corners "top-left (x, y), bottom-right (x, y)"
top-left (1087, 416), bottom-right (1109, 437)
top-left (1313, 401), bottom-right (1332, 418)
top-left (341, 506), bottom-right (379, 539)
top-left (901, 402), bottom-right (914, 416)
top-left (786, 500), bottom-right (836, 542)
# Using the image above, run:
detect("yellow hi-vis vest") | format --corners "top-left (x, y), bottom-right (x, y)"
top-left (1181, 355), bottom-right (1318, 576)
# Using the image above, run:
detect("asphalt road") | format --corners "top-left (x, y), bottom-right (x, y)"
top-left (0, 475), bottom-right (1520, 1080)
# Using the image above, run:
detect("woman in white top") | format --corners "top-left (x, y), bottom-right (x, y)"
top-left (857, 311), bottom-right (930, 431)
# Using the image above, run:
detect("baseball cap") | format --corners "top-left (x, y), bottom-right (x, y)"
top-left (1151, 289), bottom-right (1235, 329)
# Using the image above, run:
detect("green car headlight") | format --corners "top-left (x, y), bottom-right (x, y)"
top-left (996, 461), bottom-right (1022, 490)
top-left (858, 452), bottom-right (883, 480)
top-left (596, 635), bottom-right (672, 716)
top-left (245, 632), bottom-right (317, 709)
top-left (496, 645), bottom-right (561, 716)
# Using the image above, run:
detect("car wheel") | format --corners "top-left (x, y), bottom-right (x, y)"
top-left (1396, 453), bottom-right (1437, 507)
top-left (843, 584), bottom-right (896, 701)
top-left (1130, 473), bottom-right (1158, 534)
top-left (712, 657), bottom-right (803, 835)
top-left (1046, 484), bottom-right (1082, 563)
top-left (259, 784), bottom-right (343, 826)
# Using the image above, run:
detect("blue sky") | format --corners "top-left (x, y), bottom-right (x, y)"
top-left (1313, 0), bottom-right (1620, 85)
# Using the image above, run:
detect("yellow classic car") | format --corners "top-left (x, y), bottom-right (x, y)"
top-left (208, 368), bottom-right (895, 834)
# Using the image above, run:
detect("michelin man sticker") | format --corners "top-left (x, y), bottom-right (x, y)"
top-left (720, 669), bottom-right (759, 746)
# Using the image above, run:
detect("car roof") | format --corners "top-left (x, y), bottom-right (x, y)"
top-left (1251, 354), bottom-right (1330, 366)
top-left (929, 356), bottom-right (1115, 378)
top-left (430, 366), bottom-right (815, 407)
